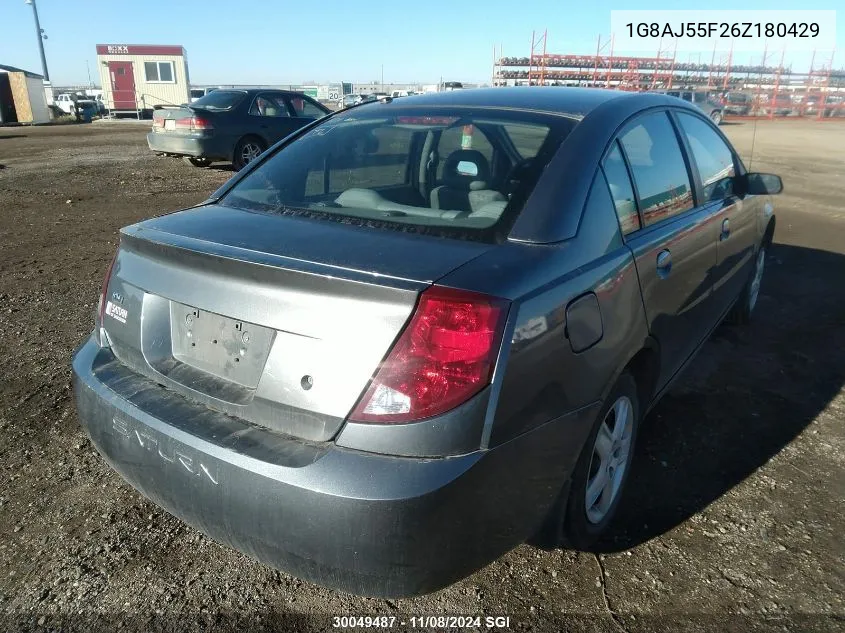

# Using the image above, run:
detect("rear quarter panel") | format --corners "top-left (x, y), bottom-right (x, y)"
top-left (439, 174), bottom-right (651, 449)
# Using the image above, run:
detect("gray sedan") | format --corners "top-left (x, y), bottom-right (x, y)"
top-left (73, 88), bottom-right (782, 598)
top-left (148, 89), bottom-right (329, 170)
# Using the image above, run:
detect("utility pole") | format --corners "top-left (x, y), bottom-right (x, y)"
top-left (24, 0), bottom-right (50, 81)
top-left (381, 64), bottom-right (384, 90)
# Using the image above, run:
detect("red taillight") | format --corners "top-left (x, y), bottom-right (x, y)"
top-left (175, 115), bottom-right (213, 131)
top-left (152, 115), bottom-right (164, 129)
top-left (349, 286), bottom-right (509, 424)
top-left (191, 115), bottom-right (213, 130)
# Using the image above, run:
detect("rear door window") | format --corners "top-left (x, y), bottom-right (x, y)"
top-left (249, 94), bottom-right (290, 117)
top-left (602, 141), bottom-right (640, 235)
top-left (676, 113), bottom-right (736, 202)
top-left (619, 112), bottom-right (694, 226)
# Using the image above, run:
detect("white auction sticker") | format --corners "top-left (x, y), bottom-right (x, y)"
top-left (105, 301), bottom-right (128, 324)
top-left (610, 10), bottom-right (836, 52)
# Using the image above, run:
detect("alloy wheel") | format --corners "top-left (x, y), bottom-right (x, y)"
top-left (585, 396), bottom-right (634, 524)
top-left (241, 142), bottom-right (262, 164)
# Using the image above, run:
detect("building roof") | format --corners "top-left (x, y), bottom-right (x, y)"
top-left (0, 64), bottom-right (44, 79)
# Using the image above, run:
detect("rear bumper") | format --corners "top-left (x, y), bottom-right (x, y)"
top-left (146, 132), bottom-right (229, 160)
top-left (72, 335), bottom-right (594, 597)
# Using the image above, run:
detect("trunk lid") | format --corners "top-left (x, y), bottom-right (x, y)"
top-left (100, 205), bottom-right (494, 442)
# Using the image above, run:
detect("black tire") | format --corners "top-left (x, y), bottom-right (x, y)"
top-left (232, 136), bottom-right (266, 171)
top-left (729, 244), bottom-right (766, 325)
top-left (710, 110), bottom-right (723, 125)
top-left (558, 372), bottom-right (640, 550)
top-left (184, 156), bottom-right (212, 168)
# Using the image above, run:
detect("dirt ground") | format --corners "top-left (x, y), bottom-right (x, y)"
top-left (0, 118), bottom-right (843, 633)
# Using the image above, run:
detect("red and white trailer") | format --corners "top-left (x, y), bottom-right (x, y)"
top-left (96, 44), bottom-right (190, 116)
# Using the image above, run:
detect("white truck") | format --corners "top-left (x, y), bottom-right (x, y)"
top-left (54, 93), bottom-right (78, 115)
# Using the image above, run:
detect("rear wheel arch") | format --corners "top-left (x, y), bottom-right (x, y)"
top-left (625, 342), bottom-right (661, 414)
top-left (599, 338), bottom-right (661, 415)
top-left (232, 135), bottom-right (268, 170)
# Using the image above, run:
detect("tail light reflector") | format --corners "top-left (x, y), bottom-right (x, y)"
top-left (349, 286), bottom-right (509, 424)
top-left (175, 116), bottom-right (213, 131)
top-left (95, 251), bottom-right (118, 347)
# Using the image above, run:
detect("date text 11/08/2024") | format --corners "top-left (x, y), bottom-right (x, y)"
top-left (332, 616), bottom-right (512, 629)
top-left (625, 22), bottom-right (819, 39)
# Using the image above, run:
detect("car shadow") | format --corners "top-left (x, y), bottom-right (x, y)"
top-left (207, 164), bottom-right (236, 173)
top-left (0, 134), bottom-right (27, 140)
top-left (593, 242), bottom-right (845, 552)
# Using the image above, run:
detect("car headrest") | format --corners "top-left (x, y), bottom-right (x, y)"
top-left (441, 149), bottom-right (491, 189)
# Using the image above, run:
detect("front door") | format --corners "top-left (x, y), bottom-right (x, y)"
top-left (673, 112), bottom-right (757, 317)
top-left (108, 61), bottom-right (136, 110)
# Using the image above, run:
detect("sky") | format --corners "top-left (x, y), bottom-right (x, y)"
top-left (1, 0), bottom-right (841, 86)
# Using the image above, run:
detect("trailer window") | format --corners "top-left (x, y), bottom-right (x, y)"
top-left (145, 61), bottom-right (175, 83)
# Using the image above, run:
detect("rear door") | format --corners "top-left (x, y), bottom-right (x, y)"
top-left (247, 92), bottom-right (298, 144)
top-left (612, 110), bottom-right (721, 387)
top-left (674, 111), bottom-right (757, 318)
top-left (108, 61), bottom-right (136, 110)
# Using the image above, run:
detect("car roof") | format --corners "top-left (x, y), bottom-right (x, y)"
top-left (212, 88), bottom-right (312, 97)
top-left (371, 86), bottom-right (681, 119)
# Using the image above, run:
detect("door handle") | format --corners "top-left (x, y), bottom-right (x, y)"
top-left (656, 249), bottom-right (672, 278)
top-left (720, 218), bottom-right (731, 241)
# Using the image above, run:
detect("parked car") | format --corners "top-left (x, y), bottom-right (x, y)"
top-left (54, 93), bottom-right (76, 115)
top-left (147, 89), bottom-right (330, 170)
top-left (657, 89), bottom-right (724, 124)
top-left (55, 93), bottom-right (96, 116)
top-left (769, 93), bottom-right (794, 117)
top-left (190, 87), bottom-right (218, 103)
top-left (73, 99), bottom-right (99, 122)
top-left (342, 93), bottom-right (366, 108)
top-left (822, 95), bottom-right (845, 117)
top-left (723, 91), bottom-right (752, 116)
top-left (93, 94), bottom-right (107, 115)
top-left (55, 93), bottom-right (98, 120)
top-left (74, 88), bottom-right (781, 598)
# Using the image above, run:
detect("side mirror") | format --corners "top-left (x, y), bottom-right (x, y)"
top-left (743, 172), bottom-right (783, 195)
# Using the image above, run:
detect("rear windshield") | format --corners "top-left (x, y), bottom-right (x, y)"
top-left (221, 106), bottom-right (575, 241)
top-left (192, 90), bottom-right (245, 111)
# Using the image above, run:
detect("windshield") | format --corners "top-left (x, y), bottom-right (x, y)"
top-left (191, 90), bottom-right (246, 111)
top-left (221, 106), bottom-right (575, 241)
